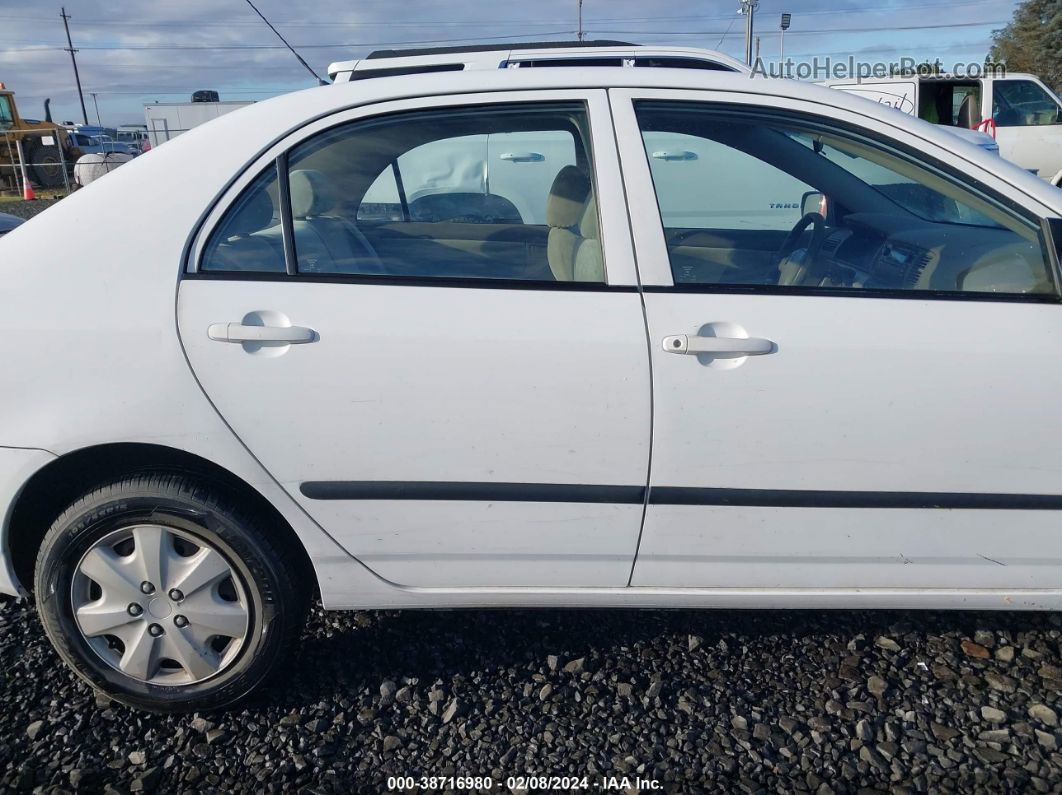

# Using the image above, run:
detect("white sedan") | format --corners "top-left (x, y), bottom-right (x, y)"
top-left (1, 59), bottom-right (1061, 712)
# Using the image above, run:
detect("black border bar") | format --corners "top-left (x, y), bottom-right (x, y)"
top-left (299, 481), bottom-right (1062, 510)
top-left (300, 481), bottom-right (644, 504)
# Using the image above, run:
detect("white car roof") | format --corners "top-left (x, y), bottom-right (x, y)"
top-left (328, 44), bottom-right (749, 82)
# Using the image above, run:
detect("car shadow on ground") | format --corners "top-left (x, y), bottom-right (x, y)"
top-left (251, 604), bottom-right (1059, 713)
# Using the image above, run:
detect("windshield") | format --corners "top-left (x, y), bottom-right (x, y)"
top-left (0, 96), bottom-right (13, 131)
top-left (787, 131), bottom-right (1002, 228)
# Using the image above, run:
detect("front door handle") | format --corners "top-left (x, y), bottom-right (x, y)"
top-left (662, 334), bottom-right (774, 355)
top-left (208, 323), bottom-right (316, 343)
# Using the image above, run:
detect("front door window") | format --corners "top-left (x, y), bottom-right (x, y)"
top-left (635, 101), bottom-right (1055, 296)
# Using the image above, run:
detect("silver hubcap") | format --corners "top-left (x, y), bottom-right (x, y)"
top-left (71, 524), bottom-right (250, 686)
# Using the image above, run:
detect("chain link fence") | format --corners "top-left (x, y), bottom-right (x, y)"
top-left (1, 128), bottom-right (73, 197)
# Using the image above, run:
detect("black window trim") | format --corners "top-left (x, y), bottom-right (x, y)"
top-left (190, 97), bottom-right (635, 292)
top-left (183, 270), bottom-right (638, 292)
top-left (275, 152), bottom-right (297, 276)
top-left (634, 100), bottom-right (1062, 304)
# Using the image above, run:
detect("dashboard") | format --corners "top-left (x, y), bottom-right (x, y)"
top-left (812, 213), bottom-right (1044, 293)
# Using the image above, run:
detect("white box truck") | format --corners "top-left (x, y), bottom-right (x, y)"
top-left (823, 74), bottom-right (1062, 186)
top-left (144, 96), bottom-right (253, 148)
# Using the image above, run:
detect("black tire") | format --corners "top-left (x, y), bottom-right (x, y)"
top-left (27, 143), bottom-right (65, 188)
top-left (34, 474), bottom-right (308, 713)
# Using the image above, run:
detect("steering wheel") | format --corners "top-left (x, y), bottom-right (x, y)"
top-left (774, 212), bottom-right (827, 286)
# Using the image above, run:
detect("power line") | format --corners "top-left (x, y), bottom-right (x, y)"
top-left (5, 30), bottom-right (577, 52)
top-left (715, 13), bottom-right (739, 49)
top-left (242, 0), bottom-right (325, 85)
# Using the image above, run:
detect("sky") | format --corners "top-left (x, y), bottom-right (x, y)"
top-left (0, 0), bottom-right (1021, 126)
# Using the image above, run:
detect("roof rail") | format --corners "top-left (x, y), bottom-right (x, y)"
top-left (365, 40), bottom-right (634, 60)
top-left (328, 43), bottom-right (747, 83)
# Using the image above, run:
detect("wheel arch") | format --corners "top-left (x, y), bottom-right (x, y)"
top-left (7, 442), bottom-right (317, 595)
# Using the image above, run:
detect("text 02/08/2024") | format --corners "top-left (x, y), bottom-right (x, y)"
top-left (386, 775), bottom-right (663, 791)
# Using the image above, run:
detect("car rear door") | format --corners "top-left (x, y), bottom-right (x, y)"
top-left (611, 88), bottom-right (1062, 596)
top-left (177, 91), bottom-right (651, 588)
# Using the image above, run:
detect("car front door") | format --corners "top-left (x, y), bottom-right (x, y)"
top-left (178, 91), bottom-right (650, 588)
top-left (611, 89), bottom-right (1062, 594)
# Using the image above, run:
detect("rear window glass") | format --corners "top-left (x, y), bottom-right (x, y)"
top-left (200, 166), bottom-right (286, 273)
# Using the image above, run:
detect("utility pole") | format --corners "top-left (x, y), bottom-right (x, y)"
top-left (755, 36), bottom-right (760, 61)
top-left (61, 7), bottom-right (88, 126)
top-left (740, 0), bottom-right (759, 66)
top-left (578, 0), bottom-right (584, 41)
top-left (90, 92), bottom-right (101, 126)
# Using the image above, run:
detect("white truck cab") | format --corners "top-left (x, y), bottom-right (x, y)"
top-left (824, 74), bottom-right (1062, 186)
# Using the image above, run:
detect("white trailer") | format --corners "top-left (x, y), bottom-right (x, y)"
top-left (143, 100), bottom-right (253, 148)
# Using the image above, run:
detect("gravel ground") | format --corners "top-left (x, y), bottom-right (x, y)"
top-left (0, 198), bottom-right (63, 221)
top-left (2, 596), bottom-right (1061, 793)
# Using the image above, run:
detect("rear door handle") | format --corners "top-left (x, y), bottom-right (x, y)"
top-left (208, 323), bottom-right (316, 343)
top-left (662, 334), bottom-right (774, 355)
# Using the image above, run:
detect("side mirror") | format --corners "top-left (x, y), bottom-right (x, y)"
top-left (801, 191), bottom-right (829, 219)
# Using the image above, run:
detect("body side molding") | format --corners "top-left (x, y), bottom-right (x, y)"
top-left (300, 481), bottom-right (1062, 510)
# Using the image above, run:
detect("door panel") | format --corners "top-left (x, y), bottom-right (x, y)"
top-left (180, 280), bottom-right (649, 587)
top-left (638, 507), bottom-right (1062, 589)
top-left (633, 292), bottom-right (1062, 587)
top-left (611, 90), bottom-right (1062, 591)
top-left (180, 93), bottom-right (649, 588)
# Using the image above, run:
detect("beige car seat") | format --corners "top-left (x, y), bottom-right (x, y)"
top-left (289, 169), bottom-right (382, 273)
top-left (546, 165), bottom-right (604, 282)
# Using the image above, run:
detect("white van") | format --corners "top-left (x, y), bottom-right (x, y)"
top-left (824, 74), bottom-right (1062, 186)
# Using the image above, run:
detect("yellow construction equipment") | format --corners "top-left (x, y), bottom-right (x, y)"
top-left (0, 82), bottom-right (77, 190)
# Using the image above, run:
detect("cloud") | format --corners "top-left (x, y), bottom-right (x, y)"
top-left (0, 0), bottom-right (1015, 124)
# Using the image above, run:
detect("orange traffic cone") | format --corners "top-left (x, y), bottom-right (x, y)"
top-left (22, 181), bottom-right (35, 201)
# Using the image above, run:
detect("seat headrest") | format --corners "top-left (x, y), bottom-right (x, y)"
top-left (546, 165), bottom-right (591, 228)
top-left (290, 169), bottom-right (337, 217)
top-left (579, 196), bottom-right (599, 241)
top-left (228, 188), bottom-right (274, 236)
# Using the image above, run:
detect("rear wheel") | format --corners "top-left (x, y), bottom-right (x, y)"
top-left (34, 474), bottom-right (308, 712)
top-left (27, 143), bottom-right (65, 188)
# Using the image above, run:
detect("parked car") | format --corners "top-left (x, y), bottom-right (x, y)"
top-left (3, 49), bottom-right (1062, 712)
top-left (822, 73), bottom-right (1062, 185)
top-left (116, 124), bottom-right (149, 154)
top-left (0, 211), bottom-right (22, 237)
top-left (68, 132), bottom-right (137, 157)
